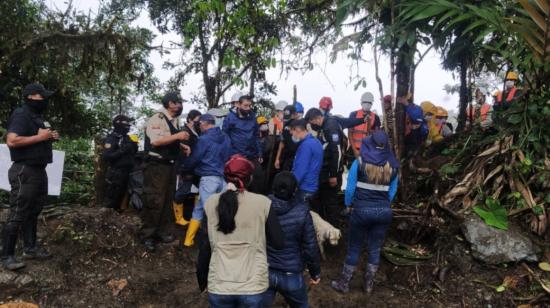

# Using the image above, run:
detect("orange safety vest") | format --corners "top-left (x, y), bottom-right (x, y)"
top-left (271, 117), bottom-right (283, 135)
top-left (496, 87), bottom-right (517, 104)
top-left (350, 110), bottom-right (376, 150)
top-left (467, 104), bottom-right (491, 122)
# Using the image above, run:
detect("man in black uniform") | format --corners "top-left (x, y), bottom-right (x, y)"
top-left (3, 83), bottom-right (58, 270)
top-left (102, 115), bottom-right (138, 211)
top-left (274, 105), bottom-right (300, 172)
top-left (305, 108), bottom-right (344, 223)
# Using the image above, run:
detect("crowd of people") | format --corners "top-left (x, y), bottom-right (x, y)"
top-left (2, 72), bottom-right (521, 307)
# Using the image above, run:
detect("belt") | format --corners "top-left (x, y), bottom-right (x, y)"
top-left (145, 155), bottom-right (175, 165)
top-left (356, 182), bottom-right (389, 191)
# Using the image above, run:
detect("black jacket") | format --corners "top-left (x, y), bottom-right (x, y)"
top-left (102, 132), bottom-right (137, 169)
top-left (319, 116), bottom-right (344, 180)
top-left (266, 195), bottom-right (321, 279)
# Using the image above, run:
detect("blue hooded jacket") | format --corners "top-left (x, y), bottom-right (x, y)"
top-left (292, 134), bottom-right (323, 193)
top-left (185, 127), bottom-right (231, 177)
top-left (266, 195), bottom-right (321, 278)
top-left (222, 109), bottom-right (261, 160)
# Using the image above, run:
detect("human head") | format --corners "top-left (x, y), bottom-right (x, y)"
top-left (207, 108), bottom-right (229, 127)
top-left (360, 130), bottom-right (400, 169)
top-left (112, 115), bottom-right (133, 134)
top-left (360, 92), bottom-right (374, 112)
top-left (275, 100), bottom-right (288, 120)
top-left (420, 101), bottom-right (437, 121)
top-left (199, 114), bottom-right (216, 133)
top-left (237, 95), bottom-right (253, 117)
top-left (288, 119), bottom-right (309, 142)
top-left (162, 91), bottom-right (184, 117)
top-left (294, 102), bottom-right (304, 119)
top-left (319, 97), bottom-right (333, 114)
top-left (405, 105), bottom-right (423, 128)
top-left (283, 105), bottom-right (297, 121)
top-left (22, 83), bottom-right (54, 113)
top-left (383, 95), bottom-right (392, 110)
top-left (304, 108), bottom-right (324, 130)
top-left (505, 72), bottom-right (518, 90)
top-left (435, 107), bottom-right (448, 125)
top-left (257, 116), bottom-right (269, 134)
top-left (272, 171), bottom-right (297, 201)
top-left (231, 91), bottom-right (244, 106)
top-left (186, 109), bottom-right (202, 124)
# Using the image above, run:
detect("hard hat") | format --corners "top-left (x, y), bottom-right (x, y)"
top-left (436, 106), bottom-right (448, 117)
top-left (505, 72), bottom-right (518, 81)
top-left (319, 96), bottom-right (333, 111)
top-left (360, 92), bottom-right (374, 103)
top-left (231, 91), bottom-right (244, 102)
top-left (420, 101), bottom-right (436, 115)
top-left (492, 90), bottom-right (501, 97)
top-left (257, 116), bottom-right (268, 125)
top-left (294, 101), bottom-right (304, 113)
top-left (275, 100), bottom-right (288, 111)
top-left (207, 108), bottom-right (229, 117)
top-left (129, 134), bottom-right (139, 143)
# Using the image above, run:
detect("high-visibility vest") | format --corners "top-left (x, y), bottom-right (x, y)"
top-left (467, 104), bottom-right (492, 122)
top-left (350, 110), bottom-right (376, 150)
top-left (269, 117), bottom-right (283, 135)
top-left (496, 87), bottom-right (517, 104)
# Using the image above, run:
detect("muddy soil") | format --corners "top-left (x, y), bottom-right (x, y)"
top-left (0, 207), bottom-right (547, 307)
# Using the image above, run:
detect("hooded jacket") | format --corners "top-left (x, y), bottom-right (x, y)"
top-left (266, 195), bottom-right (321, 279)
top-left (222, 109), bottom-right (261, 160)
top-left (185, 127), bottom-right (231, 177)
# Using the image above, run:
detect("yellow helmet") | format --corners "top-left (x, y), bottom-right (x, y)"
top-left (436, 106), bottom-right (448, 117)
top-left (506, 71), bottom-right (518, 80)
top-left (420, 101), bottom-right (437, 115)
top-left (257, 116), bottom-right (268, 125)
top-left (492, 90), bottom-right (501, 97)
top-left (129, 134), bottom-right (139, 143)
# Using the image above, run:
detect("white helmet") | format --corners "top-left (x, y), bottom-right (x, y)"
top-left (231, 91), bottom-right (244, 103)
top-left (361, 92), bottom-right (374, 103)
top-left (275, 100), bottom-right (288, 111)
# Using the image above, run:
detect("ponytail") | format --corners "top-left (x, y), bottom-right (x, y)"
top-left (217, 185), bottom-right (239, 234)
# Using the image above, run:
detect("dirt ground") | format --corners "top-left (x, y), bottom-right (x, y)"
top-left (0, 206), bottom-right (548, 308)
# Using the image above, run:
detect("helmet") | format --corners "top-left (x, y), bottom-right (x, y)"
top-left (436, 106), bottom-right (448, 117)
top-left (492, 90), bottom-right (501, 97)
top-left (275, 100), bottom-right (288, 111)
top-left (319, 97), bottom-right (333, 111)
top-left (420, 101), bottom-right (437, 115)
top-left (505, 72), bottom-right (518, 81)
top-left (361, 92), bottom-right (374, 103)
top-left (256, 116), bottom-right (268, 125)
top-left (231, 91), bottom-right (244, 103)
top-left (294, 101), bottom-right (304, 114)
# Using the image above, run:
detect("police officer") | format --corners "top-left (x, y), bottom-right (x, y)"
top-left (3, 83), bottom-right (57, 270)
top-left (274, 105), bottom-right (300, 171)
top-left (141, 91), bottom-right (189, 252)
top-left (305, 107), bottom-right (344, 223)
top-left (102, 115), bottom-right (138, 211)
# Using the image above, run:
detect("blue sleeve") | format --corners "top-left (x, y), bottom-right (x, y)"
top-left (388, 174), bottom-right (399, 202)
top-left (345, 159), bottom-right (358, 207)
top-left (222, 113), bottom-right (232, 134)
top-left (292, 144), bottom-right (307, 185)
top-left (186, 139), bottom-right (207, 170)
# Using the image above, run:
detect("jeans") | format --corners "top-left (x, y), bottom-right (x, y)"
top-left (262, 270), bottom-right (308, 308)
top-left (192, 176), bottom-right (225, 221)
top-left (344, 205), bottom-right (392, 266)
top-left (208, 293), bottom-right (264, 308)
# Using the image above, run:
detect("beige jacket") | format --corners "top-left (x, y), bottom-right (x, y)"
top-left (204, 191), bottom-right (271, 295)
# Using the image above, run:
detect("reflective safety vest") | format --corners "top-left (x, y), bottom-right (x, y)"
top-left (350, 110), bottom-right (376, 150)
top-left (496, 87), bottom-right (517, 104)
top-left (467, 104), bottom-right (492, 122)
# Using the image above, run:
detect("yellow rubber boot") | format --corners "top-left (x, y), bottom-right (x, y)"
top-left (183, 219), bottom-right (201, 247)
top-left (172, 202), bottom-right (189, 226)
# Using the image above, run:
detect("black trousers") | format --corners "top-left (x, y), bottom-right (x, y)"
top-left (2, 163), bottom-right (47, 257)
top-left (103, 167), bottom-right (131, 210)
top-left (312, 175), bottom-right (342, 225)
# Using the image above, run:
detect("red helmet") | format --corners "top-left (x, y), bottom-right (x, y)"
top-left (319, 96), bottom-right (333, 111)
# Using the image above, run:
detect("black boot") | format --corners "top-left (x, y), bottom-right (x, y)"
top-left (2, 255), bottom-right (26, 271)
top-left (144, 239), bottom-right (156, 252)
top-left (364, 263), bottom-right (379, 294)
top-left (331, 264), bottom-right (356, 293)
top-left (22, 219), bottom-right (51, 260)
top-left (2, 225), bottom-right (25, 271)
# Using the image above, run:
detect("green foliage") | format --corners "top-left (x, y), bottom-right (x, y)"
top-left (474, 197), bottom-right (509, 230)
top-left (439, 163), bottom-right (460, 179)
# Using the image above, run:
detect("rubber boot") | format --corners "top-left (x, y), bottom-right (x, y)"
top-left (364, 263), bottom-right (379, 294)
top-left (172, 202), bottom-right (189, 226)
top-left (183, 219), bottom-right (201, 247)
top-left (22, 220), bottom-right (52, 260)
top-left (2, 225), bottom-right (25, 271)
top-left (331, 264), bottom-right (355, 293)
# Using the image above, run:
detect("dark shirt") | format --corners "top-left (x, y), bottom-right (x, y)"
top-left (102, 132), bottom-right (138, 169)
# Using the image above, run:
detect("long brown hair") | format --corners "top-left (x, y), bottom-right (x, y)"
top-left (364, 162), bottom-right (393, 185)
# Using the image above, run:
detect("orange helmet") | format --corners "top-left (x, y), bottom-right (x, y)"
top-left (319, 96), bottom-right (333, 111)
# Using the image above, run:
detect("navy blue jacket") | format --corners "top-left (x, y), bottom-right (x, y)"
top-left (222, 109), bottom-right (261, 160)
top-left (292, 134), bottom-right (323, 193)
top-left (266, 195), bottom-right (321, 279)
top-left (185, 127), bottom-right (231, 177)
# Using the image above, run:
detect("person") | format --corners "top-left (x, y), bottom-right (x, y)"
top-left (348, 92), bottom-right (382, 158)
top-left (257, 116), bottom-right (270, 158)
top-left (196, 155), bottom-right (284, 307)
top-left (294, 101), bottom-right (304, 119)
top-left (173, 110), bottom-right (202, 227)
top-left (182, 114), bottom-right (231, 247)
top-left (289, 119), bottom-right (323, 205)
top-left (331, 131), bottom-right (399, 294)
top-left (102, 115), bottom-right (138, 211)
top-left (275, 105), bottom-right (300, 171)
top-left (467, 90), bottom-right (492, 129)
top-left (3, 83), bottom-right (58, 270)
top-left (420, 101), bottom-right (440, 146)
top-left (435, 107), bottom-right (452, 138)
top-left (141, 91), bottom-right (189, 252)
top-left (397, 98), bottom-right (427, 156)
top-left (495, 71), bottom-right (521, 110)
top-left (319, 96), bottom-right (333, 117)
top-left (207, 107), bottom-right (229, 128)
top-left (304, 108), bottom-right (344, 222)
top-left (230, 91), bottom-right (244, 109)
top-left (223, 95), bottom-right (265, 193)
top-left (269, 100), bottom-right (287, 137)
top-left (263, 172), bottom-right (321, 307)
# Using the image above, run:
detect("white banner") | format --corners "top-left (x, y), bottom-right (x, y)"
top-left (0, 144), bottom-right (65, 196)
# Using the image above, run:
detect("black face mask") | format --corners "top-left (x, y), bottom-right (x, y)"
top-left (193, 121), bottom-right (201, 132)
top-left (174, 107), bottom-right (183, 117)
top-left (311, 123), bottom-right (322, 131)
top-left (25, 98), bottom-right (48, 114)
top-left (239, 108), bottom-right (251, 117)
top-left (114, 125), bottom-right (130, 135)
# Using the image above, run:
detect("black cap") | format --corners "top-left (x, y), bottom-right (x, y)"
top-left (161, 91), bottom-right (184, 107)
top-left (113, 115), bottom-right (134, 126)
top-left (22, 83), bottom-right (54, 98)
top-left (283, 105), bottom-right (296, 120)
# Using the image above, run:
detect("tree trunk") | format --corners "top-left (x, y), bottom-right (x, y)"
top-left (457, 59), bottom-right (469, 132)
top-left (394, 45), bottom-right (413, 160)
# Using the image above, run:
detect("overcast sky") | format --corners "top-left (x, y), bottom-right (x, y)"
top-left (47, 0), bottom-right (461, 117)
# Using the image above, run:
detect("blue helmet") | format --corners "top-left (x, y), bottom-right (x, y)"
top-left (294, 101), bottom-right (304, 113)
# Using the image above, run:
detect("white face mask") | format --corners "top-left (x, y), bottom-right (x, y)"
top-left (425, 115), bottom-right (433, 121)
top-left (260, 124), bottom-right (269, 132)
top-left (505, 80), bottom-right (515, 89)
top-left (361, 102), bottom-right (372, 112)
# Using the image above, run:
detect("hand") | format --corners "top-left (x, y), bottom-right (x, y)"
top-left (258, 157), bottom-right (264, 164)
top-left (37, 128), bottom-right (52, 141)
top-left (181, 144), bottom-right (191, 156)
top-left (329, 177), bottom-right (338, 187)
top-left (274, 159), bottom-right (280, 169)
top-left (176, 131), bottom-right (189, 141)
top-left (310, 278), bottom-right (321, 285)
top-left (50, 130), bottom-right (60, 141)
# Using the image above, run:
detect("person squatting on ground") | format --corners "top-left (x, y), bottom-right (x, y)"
top-left (3, 83), bottom-right (58, 270)
top-left (263, 171), bottom-right (321, 308)
top-left (182, 114), bottom-right (231, 247)
top-left (173, 109), bottom-right (202, 227)
top-left (102, 115), bottom-right (138, 211)
top-left (141, 92), bottom-right (189, 252)
top-left (331, 130), bottom-right (399, 294)
top-left (196, 155), bottom-right (284, 308)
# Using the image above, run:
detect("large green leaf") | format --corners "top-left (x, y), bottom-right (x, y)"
top-left (473, 198), bottom-right (508, 230)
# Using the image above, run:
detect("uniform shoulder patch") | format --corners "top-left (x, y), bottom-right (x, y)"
top-left (332, 134), bottom-right (339, 142)
top-left (158, 112), bottom-right (165, 119)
